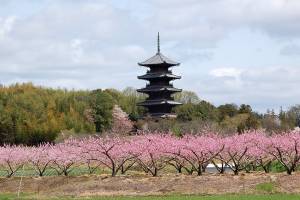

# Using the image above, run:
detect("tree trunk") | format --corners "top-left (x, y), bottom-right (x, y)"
top-left (153, 168), bottom-right (158, 177)
top-left (197, 166), bottom-right (202, 176)
top-left (149, 168), bottom-right (158, 177)
top-left (121, 165), bottom-right (125, 174)
top-left (177, 166), bottom-right (182, 173)
top-left (234, 169), bottom-right (239, 175)
top-left (111, 168), bottom-right (116, 177)
top-left (201, 164), bottom-right (207, 173)
top-left (262, 162), bottom-right (271, 173)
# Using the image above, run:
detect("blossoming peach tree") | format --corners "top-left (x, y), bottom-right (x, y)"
top-left (0, 131), bottom-right (300, 177)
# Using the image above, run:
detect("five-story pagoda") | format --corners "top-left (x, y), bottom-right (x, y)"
top-left (137, 33), bottom-right (182, 118)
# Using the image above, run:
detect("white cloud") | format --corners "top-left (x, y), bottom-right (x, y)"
top-left (148, 0), bottom-right (300, 39)
top-left (0, 0), bottom-right (300, 111)
top-left (210, 68), bottom-right (242, 78)
top-left (0, 16), bottom-right (16, 39)
top-left (196, 66), bottom-right (300, 111)
top-left (70, 39), bottom-right (83, 63)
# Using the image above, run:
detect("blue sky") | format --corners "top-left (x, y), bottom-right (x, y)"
top-left (1, 0), bottom-right (300, 112)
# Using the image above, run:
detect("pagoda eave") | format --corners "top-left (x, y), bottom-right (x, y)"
top-left (138, 62), bottom-right (180, 67)
top-left (137, 87), bottom-right (182, 93)
top-left (137, 73), bottom-right (181, 80)
top-left (138, 52), bottom-right (180, 67)
top-left (137, 100), bottom-right (182, 106)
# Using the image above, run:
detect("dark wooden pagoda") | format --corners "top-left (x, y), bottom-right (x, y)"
top-left (137, 33), bottom-right (182, 118)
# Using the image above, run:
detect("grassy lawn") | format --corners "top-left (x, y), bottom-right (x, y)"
top-left (1, 194), bottom-right (300, 200)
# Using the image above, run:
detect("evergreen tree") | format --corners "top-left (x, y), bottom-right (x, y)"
top-left (90, 90), bottom-right (114, 133)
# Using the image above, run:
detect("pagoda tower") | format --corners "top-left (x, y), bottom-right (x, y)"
top-left (137, 33), bottom-right (182, 118)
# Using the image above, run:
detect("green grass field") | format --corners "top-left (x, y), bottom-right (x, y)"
top-left (1, 194), bottom-right (300, 200)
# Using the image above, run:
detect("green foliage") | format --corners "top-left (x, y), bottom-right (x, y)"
top-left (220, 114), bottom-right (249, 133)
top-left (278, 107), bottom-right (296, 131)
top-left (261, 110), bottom-right (281, 133)
top-left (217, 104), bottom-right (239, 122)
top-left (170, 123), bottom-right (182, 137)
top-left (144, 118), bottom-right (218, 135)
top-left (271, 161), bottom-right (286, 173)
top-left (174, 104), bottom-right (194, 121)
top-left (0, 83), bottom-right (146, 145)
top-left (106, 87), bottom-right (146, 121)
top-left (239, 104), bottom-right (252, 114)
top-left (174, 91), bottom-right (217, 123)
top-left (89, 90), bottom-right (114, 133)
top-left (218, 104), bottom-right (260, 134)
top-left (237, 114), bottom-right (260, 134)
top-left (173, 90), bottom-right (200, 104)
top-left (0, 83), bottom-right (103, 145)
top-left (2, 82), bottom-right (300, 145)
top-left (287, 105), bottom-right (300, 127)
top-left (175, 101), bottom-right (217, 122)
top-left (255, 182), bottom-right (276, 193)
top-left (143, 101), bottom-right (262, 135)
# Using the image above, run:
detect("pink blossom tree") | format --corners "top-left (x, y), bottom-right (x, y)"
top-left (28, 144), bottom-right (53, 176)
top-left (1, 131), bottom-right (300, 177)
top-left (131, 134), bottom-right (170, 176)
top-left (162, 136), bottom-right (189, 174)
top-left (48, 143), bottom-right (79, 176)
top-left (220, 133), bottom-right (255, 175)
top-left (210, 138), bottom-right (227, 174)
top-left (267, 131), bottom-right (300, 175)
top-left (76, 136), bottom-right (136, 177)
top-left (175, 135), bottom-right (224, 176)
top-left (111, 105), bottom-right (134, 135)
top-left (247, 132), bottom-right (274, 173)
top-left (0, 145), bottom-right (28, 177)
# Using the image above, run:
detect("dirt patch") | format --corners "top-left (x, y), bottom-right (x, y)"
top-left (1, 172), bottom-right (300, 198)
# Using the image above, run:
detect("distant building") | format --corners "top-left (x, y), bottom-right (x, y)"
top-left (137, 33), bottom-right (182, 118)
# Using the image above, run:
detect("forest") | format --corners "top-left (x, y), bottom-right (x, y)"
top-left (0, 83), bottom-right (300, 145)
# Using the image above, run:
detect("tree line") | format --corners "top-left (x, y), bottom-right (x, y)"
top-left (0, 83), bottom-right (124, 145)
top-left (1, 83), bottom-right (300, 145)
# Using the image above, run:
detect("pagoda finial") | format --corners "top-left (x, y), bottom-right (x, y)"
top-left (157, 32), bottom-right (160, 54)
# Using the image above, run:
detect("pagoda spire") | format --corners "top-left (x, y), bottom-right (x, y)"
top-left (157, 32), bottom-right (160, 54)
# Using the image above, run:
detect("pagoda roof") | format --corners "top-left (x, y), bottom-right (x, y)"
top-left (138, 52), bottom-right (180, 66)
top-left (138, 72), bottom-right (181, 80)
top-left (137, 99), bottom-right (182, 106)
top-left (137, 86), bottom-right (182, 93)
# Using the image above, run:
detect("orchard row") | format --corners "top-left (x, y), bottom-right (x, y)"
top-left (0, 131), bottom-right (300, 177)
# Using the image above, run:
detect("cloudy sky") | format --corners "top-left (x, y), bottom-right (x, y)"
top-left (1, 0), bottom-right (300, 112)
